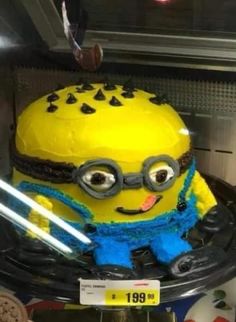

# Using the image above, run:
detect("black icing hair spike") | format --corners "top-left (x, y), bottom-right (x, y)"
top-left (121, 91), bottom-right (134, 98)
top-left (81, 103), bottom-right (96, 114)
top-left (94, 89), bottom-right (106, 100)
top-left (76, 78), bottom-right (83, 86)
top-left (82, 82), bottom-right (94, 90)
top-left (75, 87), bottom-right (85, 93)
top-left (47, 103), bottom-right (58, 113)
top-left (66, 93), bottom-right (77, 104)
top-left (161, 94), bottom-right (169, 103)
top-left (123, 79), bottom-right (136, 91)
top-left (109, 96), bottom-right (122, 106)
top-left (149, 94), bottom-right (169, 105)
top-left (103, 78), bottom-right (116, 91)
top-left (47, 92), bottom-right (59, 102)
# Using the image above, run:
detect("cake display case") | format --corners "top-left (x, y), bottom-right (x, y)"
top-left (1, 1), bottom-right (236, 322)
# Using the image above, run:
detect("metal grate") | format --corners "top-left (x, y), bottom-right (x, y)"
top-left (13, 67), bottom-right (236, 184)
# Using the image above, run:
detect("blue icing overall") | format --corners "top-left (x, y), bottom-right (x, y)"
top-left (13, 161), bottom-right (198, 269)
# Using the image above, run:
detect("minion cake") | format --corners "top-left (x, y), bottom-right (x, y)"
top-left (10, 81), bottom-right (217, 270)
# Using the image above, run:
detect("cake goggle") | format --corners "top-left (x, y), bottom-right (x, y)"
top-left (74, 156), bottom-right (180, 199)
top-left (12, 142), bottom-right (193, 199)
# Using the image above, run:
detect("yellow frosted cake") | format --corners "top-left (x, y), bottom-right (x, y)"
top-left (11, 81), bottom-right (217, 268)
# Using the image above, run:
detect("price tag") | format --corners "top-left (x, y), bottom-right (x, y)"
top-left (80, 279), bottom-right (160, 306)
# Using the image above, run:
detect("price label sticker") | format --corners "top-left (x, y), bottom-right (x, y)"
top-left (105, 289), bottom-right (159, 306)
top-left (80, 279), bottom-right (160, 306)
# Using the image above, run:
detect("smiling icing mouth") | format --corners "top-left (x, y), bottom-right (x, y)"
top-left (116, 195), bottom-right (163, 215)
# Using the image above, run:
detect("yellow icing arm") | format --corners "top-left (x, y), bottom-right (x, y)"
top-left (27, 195), bottom-right (52, 237)
top-left (191, 171), bottom-right (217, 218)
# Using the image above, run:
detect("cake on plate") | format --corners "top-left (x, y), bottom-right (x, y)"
top-left (10, 81), bottom-right (217, 270)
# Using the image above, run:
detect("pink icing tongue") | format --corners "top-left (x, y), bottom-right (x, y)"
top-left (140, 195), bottom-right (158, 212)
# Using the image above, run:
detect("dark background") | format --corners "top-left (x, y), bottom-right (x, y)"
top-left (79, 0), bottom-right (236, 35)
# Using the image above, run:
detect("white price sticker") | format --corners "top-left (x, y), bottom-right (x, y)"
top-left (80, 279), bottom-right (160, 306)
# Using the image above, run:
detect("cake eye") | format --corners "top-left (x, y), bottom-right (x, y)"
top-left (149, 166), bottom-right (174, 185)
top-left (82, 170), bottom-right (116, 191)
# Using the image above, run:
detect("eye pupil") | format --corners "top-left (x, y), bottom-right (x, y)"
top-left (91, 172), bottom-right (106, 185)
top-left (155, 170), bottom-right (168, 183)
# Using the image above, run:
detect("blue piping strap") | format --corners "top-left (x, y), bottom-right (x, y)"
top-left (16, 181), bottom-right (93, 221)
